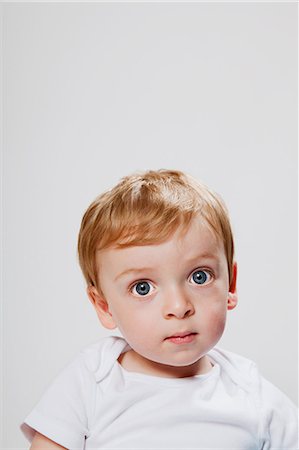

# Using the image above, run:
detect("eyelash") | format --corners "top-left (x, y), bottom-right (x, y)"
top-left (129, 268), bottom-right (214, 297)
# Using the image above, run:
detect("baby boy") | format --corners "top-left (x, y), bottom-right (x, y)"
top-left (21, 169), bottom-right (298, 449)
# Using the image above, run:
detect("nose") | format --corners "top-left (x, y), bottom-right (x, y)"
top-left (162, 286), bottom-right (195, 319)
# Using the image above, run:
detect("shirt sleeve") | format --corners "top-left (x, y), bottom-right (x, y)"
top-left (20, 353), bottom-right (96, 450)
top-left (259, 376), bottom-right (298, 450)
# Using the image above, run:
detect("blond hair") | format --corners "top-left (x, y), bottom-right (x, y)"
top-left (77, 169), bottom-right (234, 292)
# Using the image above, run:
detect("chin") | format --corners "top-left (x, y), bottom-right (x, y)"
top-left (156, 353), bottom-right (204, 368)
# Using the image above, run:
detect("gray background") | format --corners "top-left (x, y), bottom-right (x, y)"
top-left (1, 2), bottom-right (297, 448)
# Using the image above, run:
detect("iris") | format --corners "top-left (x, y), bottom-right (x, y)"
top-left (135, 282), bottom-right (151, 296)
top-left (192, 270), bottom-right (208, 285)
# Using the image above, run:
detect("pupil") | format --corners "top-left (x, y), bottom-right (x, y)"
top-left (136, 282), bottom-right (150, 295)
top-left (193, 271), bottom-right (207, 284)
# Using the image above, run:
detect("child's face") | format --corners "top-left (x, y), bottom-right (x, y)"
top-left (88, 217), bottom-right (238, 378)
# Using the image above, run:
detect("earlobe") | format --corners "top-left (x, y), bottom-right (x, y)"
top-left (227, 292), bottom-right (238, 310)
top-left (86, 286), bottom-right (117, 330)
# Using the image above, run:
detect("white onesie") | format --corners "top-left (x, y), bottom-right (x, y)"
top-left (20, 335), bottom-right (298, 449)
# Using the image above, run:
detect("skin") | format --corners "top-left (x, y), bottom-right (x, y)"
top-left (88, 217), bottom-right (238, 379)
top-left (30, 432), bottom-right (67, 450)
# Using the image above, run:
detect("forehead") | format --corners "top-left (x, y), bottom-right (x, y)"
top-left (173, 216), bottom-right (222, 251)
top-left (97, 218), bottom-right (225, 270)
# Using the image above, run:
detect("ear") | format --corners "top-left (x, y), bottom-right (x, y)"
top-left (227, 262), bottom-right (238, 311)
top-left (87, 286), bottom-right (117, 330)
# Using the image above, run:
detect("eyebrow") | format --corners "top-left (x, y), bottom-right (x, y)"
top-left (185, 252), bottom-right (219, 263)
top-left (114, 267), bottom-right (155, 282)
top-left (114, 253), bottom-right (219, 282)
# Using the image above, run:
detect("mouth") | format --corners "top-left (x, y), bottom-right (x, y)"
top-left (166, 331), bottom-right (197, 339)
top-left (165, 332), bottom-right (198, 344)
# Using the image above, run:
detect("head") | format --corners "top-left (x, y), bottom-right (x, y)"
top-left (78, 169), bottom-right (238, 376)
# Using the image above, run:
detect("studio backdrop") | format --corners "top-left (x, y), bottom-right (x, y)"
top-left (1, 2), bottom-right (297, 448)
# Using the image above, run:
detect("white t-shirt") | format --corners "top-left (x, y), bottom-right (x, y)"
top-left (20, 335), bottom-right (298, 449)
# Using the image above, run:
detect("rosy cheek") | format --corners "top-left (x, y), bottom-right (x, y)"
top-left (203, 304), bottom-right (226, 326)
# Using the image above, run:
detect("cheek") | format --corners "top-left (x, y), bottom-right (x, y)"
top-left (118, 306), bottom-right (158, 343)
top-left (201, 301), bottom-right (227, 332)
top-left (110, 300), bottom-right (150, 330)
top-left (212, 313), bottom-right (226, 334)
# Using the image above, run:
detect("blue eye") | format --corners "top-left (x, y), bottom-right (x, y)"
top-left (131, 281), bottom-right (153, 296)
top-left (191, 270), bottom-right (211, 285)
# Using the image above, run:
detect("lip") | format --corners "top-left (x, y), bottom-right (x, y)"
top-left (166, 331), bottom-right (197, 339)
top-left (165, 332), bottom-right (198, 344)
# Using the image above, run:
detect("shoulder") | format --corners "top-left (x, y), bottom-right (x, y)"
top-left (209, 346), bottom-right (297, 420)
top-left (208, 346), bottom-right (261, 392)
top-left (20, 335), bottom-right (130, 445)
top-left (257, 369), bottom-right (298, 447)
top-left (42, 335), bottom-right (128, 390)
top-left (76, 334), bottom-right (130, 382)
top-left (258, 375), bottom-right (298, 417)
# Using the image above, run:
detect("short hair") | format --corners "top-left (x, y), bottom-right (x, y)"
top-left (77, 169), bottom-right (234, 293)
